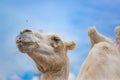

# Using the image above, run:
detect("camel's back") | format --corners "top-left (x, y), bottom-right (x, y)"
top-left (77, 42), bottom-right (120, 80)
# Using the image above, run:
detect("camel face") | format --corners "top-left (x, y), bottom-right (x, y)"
top-left (16, 29), bottom-right (76, 73)
top-left (16, 29), bottom-right (67, 54)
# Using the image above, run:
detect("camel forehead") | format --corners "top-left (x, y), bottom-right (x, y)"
top-left (41, 33), bottom-right (63, 40)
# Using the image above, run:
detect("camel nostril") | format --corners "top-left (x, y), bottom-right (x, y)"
top-left (24, 29), bottom-right (32, 32)
top-left (20, 29), bottom-right (32, 34)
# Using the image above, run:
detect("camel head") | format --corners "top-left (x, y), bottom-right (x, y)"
top-left (16, 29), bottom-right (76, 74)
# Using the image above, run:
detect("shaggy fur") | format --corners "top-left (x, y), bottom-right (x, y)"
top-left (77, 27), bottom-right (120, 80)
top-left (16, 29), bottom-right (76, 80)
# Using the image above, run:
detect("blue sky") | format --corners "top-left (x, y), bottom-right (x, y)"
top-left (0, 0), bottom-right (120, 80)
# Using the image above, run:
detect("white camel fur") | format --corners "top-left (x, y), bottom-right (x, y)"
top-left (77, 26), bottom-right (120, 80)
top-left (16, 29), bottom-right (76, 80)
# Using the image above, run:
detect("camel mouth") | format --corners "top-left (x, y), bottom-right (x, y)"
top-left (17, 41), bottom-right (39, 53)
top-left (16, 39), bottom-right (35, 45)
top-left (16, 34), bottom-right (39, 53)
top-left (16, 35), bottom-right (35, 46)
top-left (16, 41), bottom-right (35, 47)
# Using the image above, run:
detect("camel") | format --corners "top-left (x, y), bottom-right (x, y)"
top-left (77, 27), bottom-right (120, 80)
top-left (16, 29), bottom-right (76, 80)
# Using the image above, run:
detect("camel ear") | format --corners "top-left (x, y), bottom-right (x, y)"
top-left (66, 41), bottom-right (76, 50)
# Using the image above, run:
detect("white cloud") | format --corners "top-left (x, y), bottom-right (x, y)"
top-left (8, 74), bottom-right (21, 80)
top-left (31, 73), bottom-right (76, 80)
top-left (69, 73), bottom-right (76, 80)
top-left (32, 76), bottom-right (40, 80)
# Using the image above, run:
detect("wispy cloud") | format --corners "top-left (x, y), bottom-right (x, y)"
top-left (7, 74), bottom-right (22, 80)
top-left (69, 72), bottom-right (76, 80)
top-left (32, 76), bottom-right (40, 80)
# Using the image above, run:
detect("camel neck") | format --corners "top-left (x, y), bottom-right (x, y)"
top-left (41, 65), bottom-right (69, 80)
top-left (27, 51), bottom-right (69, 80)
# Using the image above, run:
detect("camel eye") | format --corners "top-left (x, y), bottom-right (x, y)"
top-left (52, 37), bottom-right (60, 43)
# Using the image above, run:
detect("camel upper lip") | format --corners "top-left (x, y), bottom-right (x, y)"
top-left (16, 41), bottom-right (35, 45)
